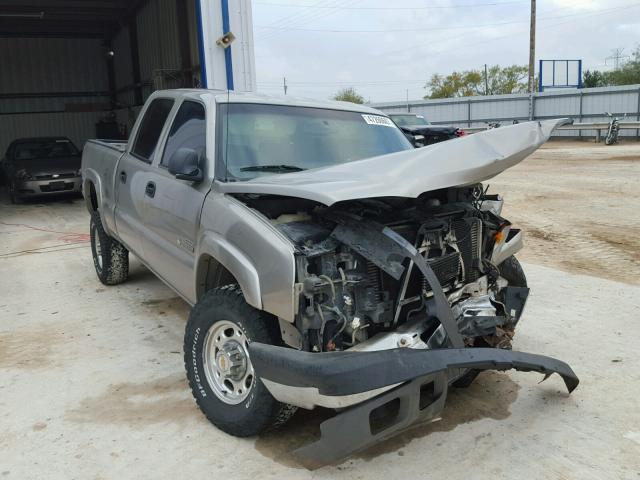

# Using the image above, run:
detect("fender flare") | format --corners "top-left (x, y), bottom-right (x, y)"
top-left (82, 171), bottom-right (115, 237)
top-left (195, 232), bottom-right (262, 310)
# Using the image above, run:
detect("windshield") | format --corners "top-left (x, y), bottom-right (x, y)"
top-left (13, 139), bottom-right (79, 161)
top-left (217, 103), bottom-right (412, 181)
top-left (390, 114), bottom-right (430, 127)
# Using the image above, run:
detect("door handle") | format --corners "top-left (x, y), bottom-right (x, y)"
top-left (120, 171), bottom-right (127, 183)
top-left (145, 181), bottom-right (156, 198)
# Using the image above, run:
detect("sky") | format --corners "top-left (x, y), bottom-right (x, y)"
top-left (250, 0), bottom-right (640, 103)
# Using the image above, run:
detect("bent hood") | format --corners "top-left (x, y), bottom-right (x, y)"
top-left (219, 118), bottom-right (570, 206)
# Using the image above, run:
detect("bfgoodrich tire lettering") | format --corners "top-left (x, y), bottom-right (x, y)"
top-left (90, 211), bottom-right (129, 285)
top-left (184, 285), bottom-right (296, 437)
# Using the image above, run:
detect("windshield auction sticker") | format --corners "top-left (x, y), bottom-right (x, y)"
top-left (362, 114), bottom-right (395, 127)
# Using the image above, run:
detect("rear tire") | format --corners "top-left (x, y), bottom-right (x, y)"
top-left (453, 255), bottom-right (526, 388)
top-left (90, 211), bottom-right (129, 285)
top-left (184, 285), bottom-right (296, 437)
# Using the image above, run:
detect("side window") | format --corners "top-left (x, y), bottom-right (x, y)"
top-left (132, 98), bottom-right (174, 162)
top-left (161, 101), bottom-right (206, 167)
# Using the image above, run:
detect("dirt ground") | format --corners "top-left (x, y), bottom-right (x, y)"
top-left (0, 141), bottom-right (639, 479)
top-left (491, 140), bottom-right (640, 285)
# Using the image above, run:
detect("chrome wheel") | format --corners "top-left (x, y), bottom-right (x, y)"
top-left (203, 320), bottom-right (254, 405)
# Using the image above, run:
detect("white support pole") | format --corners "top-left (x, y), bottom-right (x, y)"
top-left (196, 0), bottom-right (256, 92)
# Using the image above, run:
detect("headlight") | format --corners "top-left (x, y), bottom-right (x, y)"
top-left (76, 168), bottom-right (82, 177)
top-left (15, 169), bottom-right (33, 180)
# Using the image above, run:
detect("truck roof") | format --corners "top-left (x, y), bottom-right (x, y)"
top-left (154, 89), bottom-right (386, 115)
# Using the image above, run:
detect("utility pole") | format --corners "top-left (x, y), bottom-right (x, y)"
top-left (528, 0), bottom-right (536, 93)
top-left (283, 76), bottom-right (287, 95)
top-left (527, 0), bottom-right (536, 120)
top-left (484, 64), bottom-right (488, 95)
top-left (606, 48), bottom-right (627, 71)
top-left (406, 89), bottom-right (409, 112)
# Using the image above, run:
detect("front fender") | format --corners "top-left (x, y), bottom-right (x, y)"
top-left (196, 232), bottom-right (263, 310)
top-left (197, 193), bottom-right (297, 321)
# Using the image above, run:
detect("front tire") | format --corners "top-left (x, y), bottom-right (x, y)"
top-left (184, 285), bottom-right (296, 437)
top-left (90, 211), bottom-right (129, 285)
top-left (453, 255), bottom-right (527, 388)
top-left (498, 255), bottom-right (527, 288)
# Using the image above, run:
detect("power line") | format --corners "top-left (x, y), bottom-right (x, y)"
top-left (255, 2), bottom-right (640, 34)
top-left (257, 0), bottom-right (361, 40)
top-left (255, 2), bottom-right (640, 100)
top-left (255, 18), bottom-right (528, 33)
top-left (261, 0), bottom-right (327, 28)
top-left (367, 2), bottom-right (640, 59)
top-left (255, 1), bottom-right (526, 10)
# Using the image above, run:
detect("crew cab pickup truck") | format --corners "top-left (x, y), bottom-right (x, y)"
top-left (82, 89), bottom-right (578, 468)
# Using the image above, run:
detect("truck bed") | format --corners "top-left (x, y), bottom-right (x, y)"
top-left (86, 139), bottom-right (127, 153)
top-left (81, 138), bottom-right (129, 237)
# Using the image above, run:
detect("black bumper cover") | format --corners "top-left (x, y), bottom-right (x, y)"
top-left (249, 344), bottom-right (579, 396)
top-left (249, 343), bottom-right (579, 468)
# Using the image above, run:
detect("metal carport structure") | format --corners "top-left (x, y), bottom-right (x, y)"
top-left (0, 0), bottom-right (255, 153)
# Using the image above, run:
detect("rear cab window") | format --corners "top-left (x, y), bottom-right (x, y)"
top-left (131, 98), bottom-right (175, 162)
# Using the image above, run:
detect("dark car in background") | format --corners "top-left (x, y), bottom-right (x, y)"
top-left (2, 137), bottom-right (82, 203)
top-left (389, 113), bottom-right (466, 147)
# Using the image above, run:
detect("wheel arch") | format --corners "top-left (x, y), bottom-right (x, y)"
top-left (195, 242), bottom-right (262, 312)
top-left (85, 180), bottom-right (99, 212)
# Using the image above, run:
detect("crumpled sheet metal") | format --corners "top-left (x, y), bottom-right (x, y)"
top-left (219, 118), bottom-right (572, 206)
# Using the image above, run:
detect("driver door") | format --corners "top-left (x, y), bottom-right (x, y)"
top-left (140, 100), bottom-right (208, 301)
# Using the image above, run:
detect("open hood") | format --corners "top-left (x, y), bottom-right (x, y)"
top-left (218, 119), bottom-right (570, 206)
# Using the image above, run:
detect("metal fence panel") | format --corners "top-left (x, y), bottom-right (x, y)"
top-left (371, 84), bottom-right (640, 138)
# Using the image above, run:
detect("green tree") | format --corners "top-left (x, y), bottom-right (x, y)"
top-left (424, 65), bottom-right (529, 99)
top-left (609, 46), bottom-right (640, 85)
top-left (332, 87), bottom-right (364, 104)
top-left (582, 46), bottom-right (640, 88)
top-left (583, 70), bottom-right (611, 88)
top-left (425, 70), bottom-right (483, 98)
top-left (486, 65), bottom-right (529, 95)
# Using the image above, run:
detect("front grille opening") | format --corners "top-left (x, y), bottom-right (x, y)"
top-left (369, 398), bottom-right (401, 435)
top-left (419, 381), bottom-right (438, 410)
top-left (40, 183), bottom-right (74, 193)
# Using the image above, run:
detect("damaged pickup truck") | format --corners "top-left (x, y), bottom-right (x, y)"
top-left (81, 90), bottom-right (578, 468)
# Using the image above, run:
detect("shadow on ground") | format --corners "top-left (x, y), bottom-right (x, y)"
top-left (255, 371), bottom-right (521, 468)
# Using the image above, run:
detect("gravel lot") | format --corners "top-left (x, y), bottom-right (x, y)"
top-left (1, 140), bottom-right (639, 479)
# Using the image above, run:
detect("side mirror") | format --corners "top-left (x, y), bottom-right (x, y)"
top-left (168, 148), bottom-right (204, 182)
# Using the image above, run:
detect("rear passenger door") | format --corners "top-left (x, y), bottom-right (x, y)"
top-left (114, 97), bottom-right (175, 259)
top-left (141, 100), bottom-right (208, 301)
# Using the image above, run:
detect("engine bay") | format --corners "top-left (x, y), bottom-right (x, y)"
top-left (234, 184), bottom-right (529, 353)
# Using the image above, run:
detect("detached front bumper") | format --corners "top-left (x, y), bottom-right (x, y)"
top-left (249, 343), bottom-right (579, 468)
